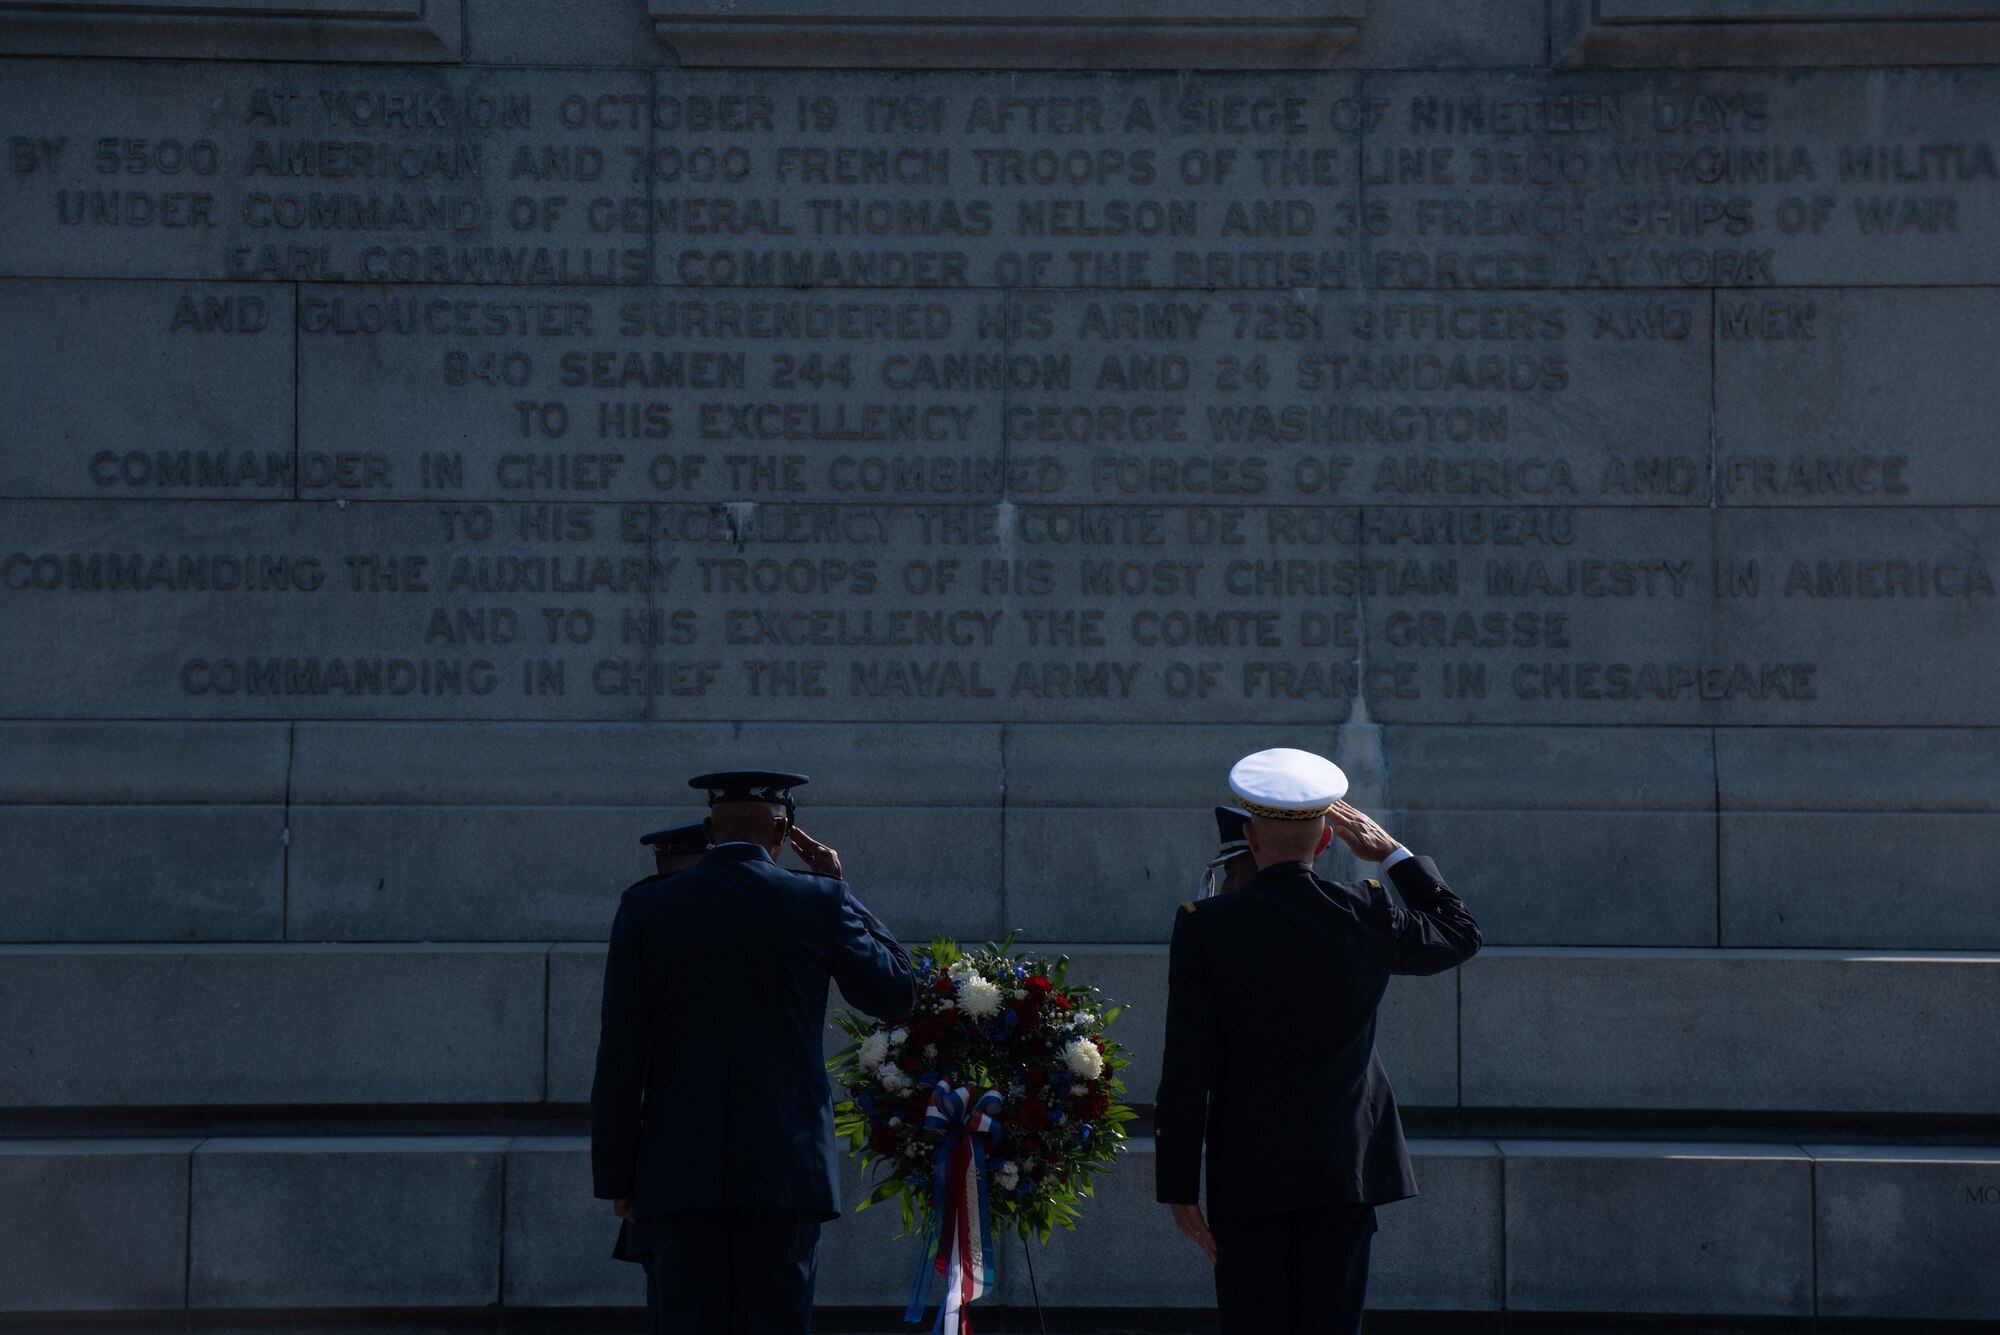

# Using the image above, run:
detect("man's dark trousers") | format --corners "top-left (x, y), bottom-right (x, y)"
top-left (647, 1208), bottom-right (821, 1334)
top-left (1213, 1203), bottom-right (1375, 1335)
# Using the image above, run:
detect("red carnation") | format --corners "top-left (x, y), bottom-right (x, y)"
top-left (904, 1093), bottom-right (928, 1119)
top-left (1024, 1135), bottom-right (1044, 1154)
top-left (1052, 994), bottom-right (1072, 1010)
top-left (912, 1017), bottom-right (944, 1044)
top-left (1016, 1099), bottom-right (1050, 1132)
top-left (1082, 1092), bottom-right (1110, 1118)
top-left (869, 1125), bottom-right (898, 1155)
top-left (938, 1008), bottom-right (959, 1026)
top-left (1025, 975), bottom-right (1052, 996)
top-left (1025, 1065), bottom-right (1046, 1087)
top-left (901, 1055), bottom-right (921, 1073)
top-left (930, 977), bottom-right (954, 996)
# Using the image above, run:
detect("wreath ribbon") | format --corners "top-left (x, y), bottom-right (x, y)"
top-left (903, 1082), bottom-right (1002, 1334)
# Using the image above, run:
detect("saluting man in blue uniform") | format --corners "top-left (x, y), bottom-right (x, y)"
top-left (592, 770), bottom-right (916, 1334)
top-left (1156, 748), bottom-right (1483, 1335)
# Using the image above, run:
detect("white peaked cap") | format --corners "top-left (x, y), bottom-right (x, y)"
top-left (1228, 747), bottom-right (1349, 820)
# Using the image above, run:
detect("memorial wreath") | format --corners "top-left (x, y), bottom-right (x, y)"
top-left (829, 935), bottom-right (1135, 1332)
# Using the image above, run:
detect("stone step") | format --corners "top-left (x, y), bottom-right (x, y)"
top-left (5, 944), bottom-right (1996, 1116)
top-left (5, 720), bottom-right (1996, 949)
top-left (3, 1135), bottom-right (1995, 1320)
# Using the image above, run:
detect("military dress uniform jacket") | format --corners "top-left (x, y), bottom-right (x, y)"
top-left (591, 843), bottom-right (917, 1220)
top-left (1154, 854), bottom-right (1480, 1222)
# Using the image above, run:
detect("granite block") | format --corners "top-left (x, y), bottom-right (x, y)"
top-left (0, 945), bottom-right (547, 1105)
top-left (547, 945), bottom-right (607, 1105)
top-left (1381, 726), bottom-right (1715, 811)
top-left (287, 802), bottom-right (997, 941)
top-left (0, 279), bottom-right (294, 500)
top-left (1462, 948), bottom-right (2000, 1114)
top-left (1809, 1144), bottom-right (2000, 1322)
top-left (1502, 1141), bottom-right (1814, 1315)
top-left (1370, 1139), bottom-right (1504, 1311)
top-left (190, 1137), bottom-right (504, 1307)
top-left (1717, 728), bottom-right (2000, 813)
top-left (1713, 508), bottom-right (2000, 726)
top-left (0, 804), bottom-right (285, 941)
top-left (1004, 725), bottom-right (1345, 807)
top-left (1718, 289), bottom-right (2000, 506)
top-left (292, 722), bottom-right (1002, 806)
top-left (502, 1138), bottom-right (637, 1308)
top-left (1391, 809), bottom-right (1718, 947)
top-left (0, 1139), bottom-right (196, 1312)
top-left (1722, 813), bottom-right (2000, 949)
top-left (0, 722), bottom-right (290, 803)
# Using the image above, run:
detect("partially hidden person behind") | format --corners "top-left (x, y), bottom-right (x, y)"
top-left (1156, 747), bottom-right (1483, 1335)
top-left (608, 817), bottom-right (708, 1316)
top-left (1198, 804), bottom-right (1256, 899)
top-left (591, 769), bottom-right (916, 1335)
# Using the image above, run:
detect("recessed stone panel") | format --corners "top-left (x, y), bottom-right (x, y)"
top-left (0, 0), bottom-right (463, 62)
top-left (190, 1137), bottom-right (504, 1308)
top-left (0, 945), bottom-right (547, 1106)
top-left (651, 0), bottom-right (1363, 71)
top-left (1555, 0), bottom-right (2000, 68)
top-left (0, 1139), bottom-right (196, 1312)
top-left (1462, 948), bottom-right (2000, 1114)
top-left (1372, 1139), bottom-right (1504, 1311)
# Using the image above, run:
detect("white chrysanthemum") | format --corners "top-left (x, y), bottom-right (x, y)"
top-left (1010, 988), bottom-right (1027, 1001)
top-left (1074, 1011), bottom-right (1098, 1029)
top-left (1060, 1037), bottom-right (1104, 1080)
top-left (996, 1161), bottom-right (1021, 1191)
top-left (889, 1116), bottom-right (903, 1128)
top-left (877, 1062), bottom-right (908, 1092)
top-left (857, 1032), bottom-right (889, 1069)
top-left (888, 1027), bottom-right (909, 1048)
top-left (958, 974), bottom-right (1003, 1019)
top-left (923, 1044), bottom-right (938, 1060)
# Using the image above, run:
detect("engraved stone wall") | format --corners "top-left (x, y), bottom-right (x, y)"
top-left (0, 1), bottom-right (1995, 1324)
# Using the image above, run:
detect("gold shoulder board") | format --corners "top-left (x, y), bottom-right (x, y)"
top-left (1181, 900), bottom-right (1198, 914)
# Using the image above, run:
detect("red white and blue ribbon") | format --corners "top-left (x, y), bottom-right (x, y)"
top-left (904, 1083), bottom-right (1002, 1334)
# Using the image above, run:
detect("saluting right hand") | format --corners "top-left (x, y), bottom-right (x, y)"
top-left (789, 825), bottom-right (843, 878)
top-left (1329, 801), bottom-right (1401, 862)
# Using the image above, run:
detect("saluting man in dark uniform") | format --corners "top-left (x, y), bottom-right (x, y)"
top-left (592, 770), bottom-right (916, 1334)
top-left (609, 818), bottom-right (708, 1322)
top-left (1156, 748), bottom-right (1482, 1335)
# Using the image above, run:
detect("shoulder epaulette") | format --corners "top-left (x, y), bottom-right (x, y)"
top-left (1181, 899), bottom-right (1199, 914)
top-left (1365, 878), bottom-right (1382, 892)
